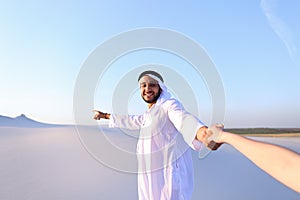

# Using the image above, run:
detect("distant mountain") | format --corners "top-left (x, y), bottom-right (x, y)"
top-left (0, 114), bottom-right (61, 128)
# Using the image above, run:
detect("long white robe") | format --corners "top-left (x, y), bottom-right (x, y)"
top-left (109, 97), bottom-right (204, 200)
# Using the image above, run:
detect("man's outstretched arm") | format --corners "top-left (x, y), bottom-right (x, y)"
top-left (93, 109), bottom-right (143, 130)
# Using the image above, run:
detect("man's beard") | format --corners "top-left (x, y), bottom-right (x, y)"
top-left (142, 90), bottom-right (161, 104)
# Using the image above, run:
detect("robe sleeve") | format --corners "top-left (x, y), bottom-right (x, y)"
top-left (165, 99), bottom-right (205, 150)
top-left (109, 114), bottom-right (143, 130)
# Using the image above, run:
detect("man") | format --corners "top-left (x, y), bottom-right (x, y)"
top-left (93, 70), bottom-right (209, 200)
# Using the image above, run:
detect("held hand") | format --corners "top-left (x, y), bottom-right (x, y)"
top-left (205, 123), bottom-right (224, 150)
top-left (196, 126), bottom-right (208, 143)
top-left (93, 110), bottom-right (108, 120)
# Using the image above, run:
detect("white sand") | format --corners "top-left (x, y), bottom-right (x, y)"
top-left (0, 127), bottom-right (299, 200)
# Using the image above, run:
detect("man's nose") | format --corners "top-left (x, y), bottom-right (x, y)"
top-left (145, 84), bottom-right (152, 91)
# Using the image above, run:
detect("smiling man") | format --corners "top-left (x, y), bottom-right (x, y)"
top-left (138, 71), bottom-right (163, 107)
top-left (93, 70), bottom-right (209, 200)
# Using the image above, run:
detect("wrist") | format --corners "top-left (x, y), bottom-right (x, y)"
top-left (196, 126), bottom-right (208, 142)
top-left (104, 113), bottom-right (110, 119)
top-left (219, 131), bottom-right (232, 143)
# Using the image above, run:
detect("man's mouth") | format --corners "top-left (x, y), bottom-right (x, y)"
top-left (144, 92), bottom-right (154, 99)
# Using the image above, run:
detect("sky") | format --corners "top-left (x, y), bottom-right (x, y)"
top-left (0, 0), bottom-right (299, 128)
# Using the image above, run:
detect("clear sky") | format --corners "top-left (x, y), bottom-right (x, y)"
top-left (1, 0), bottom-right (299, 128)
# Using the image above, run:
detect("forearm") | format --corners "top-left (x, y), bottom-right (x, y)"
top-left (108, 114), bottom-right (142, 130)
top-left (222, 132), bottom-right (300, 193)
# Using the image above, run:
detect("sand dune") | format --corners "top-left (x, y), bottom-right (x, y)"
top-left (0, 126), bottom-right (299, 200)
top-left (0, 114), bottom-right (62, 128)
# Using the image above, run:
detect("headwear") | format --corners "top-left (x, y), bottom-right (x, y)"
top-left (138, 70), bottom-right (171, 105)
top-left (138, 70), bottom-right (164, 82)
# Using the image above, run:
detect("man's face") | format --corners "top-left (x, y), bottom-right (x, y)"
top-left (139, 75), bottom-right (161, 104)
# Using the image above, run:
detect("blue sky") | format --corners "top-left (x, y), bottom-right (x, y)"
top-left (1, 0), bottom-right (299, 128)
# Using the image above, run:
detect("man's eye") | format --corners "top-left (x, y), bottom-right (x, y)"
top-left (149, 83), bottom-right (157, 87)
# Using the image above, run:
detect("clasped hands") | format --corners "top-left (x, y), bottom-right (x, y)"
top-left (197, 123), bottom-right (225, 151)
